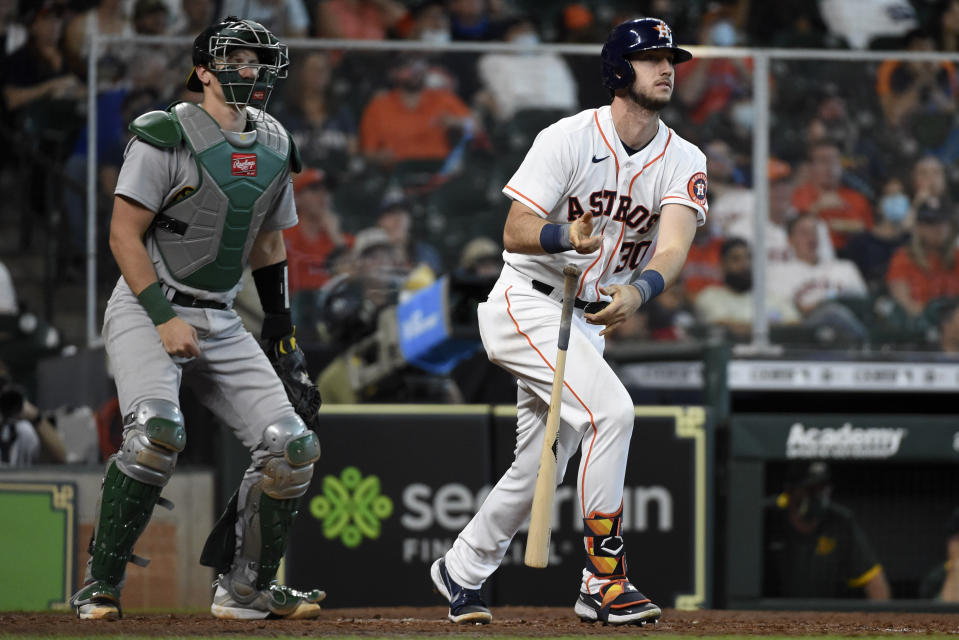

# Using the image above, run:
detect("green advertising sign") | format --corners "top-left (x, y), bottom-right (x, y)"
top-left (0, 482), bottom-right (76, 610)
top-left (310, 467), bottom-right (393, 548)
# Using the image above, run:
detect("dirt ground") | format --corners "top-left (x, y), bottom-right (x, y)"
top-left (4, 607), bottom-right (959, 636)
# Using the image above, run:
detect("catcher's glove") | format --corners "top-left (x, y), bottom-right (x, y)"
top-left (265, 332), bottom-right (322, 431)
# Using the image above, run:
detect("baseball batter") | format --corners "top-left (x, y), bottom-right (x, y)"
top-left (70, 17), bottom-right (324, 620)
top-left (431, 18), bottom-right (707, 626)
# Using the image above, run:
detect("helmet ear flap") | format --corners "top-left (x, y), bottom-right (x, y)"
top-left (600, 43), bottom-right (634, 91)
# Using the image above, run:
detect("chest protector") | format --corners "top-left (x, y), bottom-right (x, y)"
top-left (131, 102), bottom-right (292, 292)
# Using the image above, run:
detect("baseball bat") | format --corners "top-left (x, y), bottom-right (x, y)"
top-left (525, 263), bottom-right (581, 568)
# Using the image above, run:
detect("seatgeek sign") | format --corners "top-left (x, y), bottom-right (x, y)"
top-left (287, 406), bottom-right (711, 609)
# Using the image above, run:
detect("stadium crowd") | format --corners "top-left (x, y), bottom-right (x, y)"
top-left (0, 0), bottom-right (958, 416)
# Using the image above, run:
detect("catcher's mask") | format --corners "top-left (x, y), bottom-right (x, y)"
top-left (186, 16), bottom-right (289, 114)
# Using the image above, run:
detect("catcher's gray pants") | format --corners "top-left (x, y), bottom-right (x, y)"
top-left (101, 279), bottom-right (301, 581)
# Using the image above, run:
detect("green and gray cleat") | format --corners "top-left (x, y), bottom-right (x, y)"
top-left (210, 576), bottom-right (325, 620)
top-left (70, 581), bottom-right (122, 620)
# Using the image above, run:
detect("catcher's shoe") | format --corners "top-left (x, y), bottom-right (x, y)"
top-left (210, 577), bottom-right (325, 620)
top-left (71, 581), bottom-right (121, 620)
top-left (574, 579), bottom-right (661, 625)
top-left (430, 557), bottom-right (492, 624)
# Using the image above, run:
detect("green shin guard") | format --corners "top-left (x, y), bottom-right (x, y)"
top-left (255, 494), bottom-right (299, 590)
top-left (203, 491), bottom-right (301, 591)
top-left (90, 461), bottom-right (163, 585)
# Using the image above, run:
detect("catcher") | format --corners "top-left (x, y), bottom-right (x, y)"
top-left (69, 17), bottom-right (324, 620)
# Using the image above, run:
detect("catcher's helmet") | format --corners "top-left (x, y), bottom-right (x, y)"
top-left (601, 17), bottom-right (692, 91)
top-left (185, 16), bottom-right (288, 110)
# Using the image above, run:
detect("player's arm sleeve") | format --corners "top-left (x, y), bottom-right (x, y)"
top-left (844, 516), bottom-right (883, 588)
top-left (261, 172), bottom-right (298, 231)
top-left (659, 142), bottom-right (708, 226)
top-left (113, 138), bottom-right (176, 213)
top-left (503, 125), bottom-right (573, 218)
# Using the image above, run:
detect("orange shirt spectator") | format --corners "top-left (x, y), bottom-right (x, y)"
top-left (885, 248), bottom-right (959, 307)
top-left (791, 139), bottom-right (873, 250)
top-left (886, 247), bottom-right (959, 305)
top-left (791, 183), bottom-right (873, 249)
top-left (682, 235), bottom-right (724, 297)
top-left (284, 169), bottom-right (352, 293)
top-left (315, 0), bottom-right (407, 40)
top-left (360, 86), bottom-right (472, 162)
top-left (885, 203), bottom-right (959, 314)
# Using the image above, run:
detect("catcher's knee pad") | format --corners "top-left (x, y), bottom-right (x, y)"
top-left (260, 414), bottom-right (320, 499)
top-left (115, 399), bottom-right (186, 487)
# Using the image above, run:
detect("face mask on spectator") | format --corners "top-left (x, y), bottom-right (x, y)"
top-left (511, 33), bottom-right (540, 49)
top-left (879, 193), bottom-right (910, 223)
top-left (725, 270), bottom-right (752, 293)
top-left (709, 20), bottom-right (737, 47)
top-left (420, 29), bottom-right (450, 44)
top-left (730, 101), bottom-right (753, 131)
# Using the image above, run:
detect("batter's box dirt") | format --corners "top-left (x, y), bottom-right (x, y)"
top-left (3, 607), bottom-right (959, 636)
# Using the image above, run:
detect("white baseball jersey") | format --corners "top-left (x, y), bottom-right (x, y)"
top-left (442, 106), bottom-right (708, 597)
top-left (503, 105), bottom-right (707, 302)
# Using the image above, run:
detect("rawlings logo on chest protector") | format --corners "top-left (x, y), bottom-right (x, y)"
top-left (231, 153), bottom-right (258, 176)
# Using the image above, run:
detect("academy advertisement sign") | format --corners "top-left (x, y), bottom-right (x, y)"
top-left (287, 405), bottom-right (712, 609)
top-left (732, 415), bottom-right (959, 461)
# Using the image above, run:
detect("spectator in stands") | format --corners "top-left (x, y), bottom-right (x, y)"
top-left (126, 0), bottom-right (180, 100)
top-left (351, 226), bottom-right (405, 308)
top-left (359, 54), bottom-right (475, 168)
top-left (220, 0), bottom-right (309, 37)
top-left (645, 277), bottom-right (697, 342)
top-left (716, 156), bottom-right (835, 264)
top-left (455, 236), bottom-right (501, 279)
top-left (475, 15), bottom-right (577, 123)
top-left (4, 1), bottom-right (84, 250)
top-left (285, 168), bottom-right (352, 295)
top-left (886, 202), bottom-right (959, 317)
top-left (674, 6), bottom-right (751, 127)
top-left (764, 461), bottom-right (891, 599)
top-left (315, 0), bottom-right (407, 39)
top-left (447, 0), bottom-right (504, 41)
top-left (555, 2), bottom-right (604, 44)
top-left (792, 138), bottom-right (874, 251)
top-left (376, 195), bottom-right (442, 293)
top-left (933, 0), bottom-right (959, 53)
top-left (4, 1), bottom-right (82, 115)
top-left (694, 237), bottom-right (799, 340)
top-left (876, 29), bottom-right (959, 165)
top-left (908, 155), bottom-right (952, 222)
top-left (938, 299), bottom-right (959, 355)
top-left (767, 214), bottom-right (869, 340)
top-left (699, 138), bottom-right (748, 237)
top-left (272, 50), bottom-right (357, 177)
top-left (682, 216), bottom-right (724, 301)
top-left (919, 506), bottom-right (959, 599)
top-left (63, 0), bottom-right (133, 83)
top-left (171, 0), bottom-right (216, 37)
top-left (403, 0), bottom-right (450, 43)
top-left (0, 359), bottom-right (65, 466)
top-left (745, 0), bottom-right (832, 48)
top-left (806, 86), bottom-right (885, 194)
top-left (841, 175), bottom-right (912, 288)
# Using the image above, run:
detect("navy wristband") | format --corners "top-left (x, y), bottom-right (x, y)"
top-left (632, 269), bottom-right (665, 305)
top-left (539, 223), bottom-right (573, 254)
